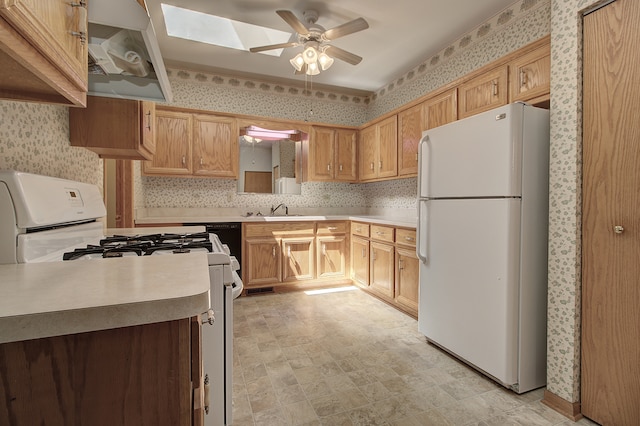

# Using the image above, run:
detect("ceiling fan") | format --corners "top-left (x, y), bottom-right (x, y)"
top-left (249, 9), bottom-right (369, 75)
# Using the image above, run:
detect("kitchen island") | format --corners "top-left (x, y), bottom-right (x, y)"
top-left (0, 254), bottom-right (211, 426)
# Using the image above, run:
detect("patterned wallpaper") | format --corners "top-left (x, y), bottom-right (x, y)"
top-left (0, 101), bottom-right (102, 188)
top-left (545, 0), bottom-right (606, 405)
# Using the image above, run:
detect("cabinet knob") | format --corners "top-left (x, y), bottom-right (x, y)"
top-left (520, 69), bottom-right (527, 88)
top-left (613, 225), bottom-right (625, 234)
top-left (492, 80), bottom-right (499, 96)
top-left (272, 245), bottom-right (276, 257)
top-left (145, 111), bottom-right (152, 131)
top-left (182, 156), bottom-right (186, 165)
top-left (200, 157), bottom-right (204, 166)
top-left (370, 162), bottom-right (374, 171)
top-left (327, 164), bottom-right (331, 171)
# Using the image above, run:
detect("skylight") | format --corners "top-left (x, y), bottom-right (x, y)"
top-left (161, 4), bottom-right (292, 56)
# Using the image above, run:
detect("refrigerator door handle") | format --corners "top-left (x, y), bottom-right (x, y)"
top-left (417, 199), bottom-right (428, 263)
top-left (417, 135), bottom-right (429, 198)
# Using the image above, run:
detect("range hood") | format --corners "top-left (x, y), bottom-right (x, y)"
top-left (87, 0), bottom-right (172, 103)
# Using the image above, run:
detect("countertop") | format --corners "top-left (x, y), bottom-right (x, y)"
top-left (136, 213), bottom-right (417, 229)
top-left (0, 254), bottom-right (211, 344)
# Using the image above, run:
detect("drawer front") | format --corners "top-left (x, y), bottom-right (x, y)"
top-left (244, 222), bottom-right (314, 238)
top-left (395, 228), bottom-right (417, 247)
top-left (317, 221), bottom-right (347, 235)
top-left (351, 222), bottom-right (370, 238)
top-left (370, 225), bottom-right (394, 243)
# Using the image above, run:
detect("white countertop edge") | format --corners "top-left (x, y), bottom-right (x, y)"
top-left (0, 291), bottom-right (210, 344)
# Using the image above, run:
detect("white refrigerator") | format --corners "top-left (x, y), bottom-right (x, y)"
top-left (416, 102), bottom-right (549, 393)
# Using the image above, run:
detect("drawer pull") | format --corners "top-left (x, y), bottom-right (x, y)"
top-left (404, 236), bottom-right (415, 242)
top-left (272, 246), bottom-right (276, 257)
top-left (70, 2), bottom-right (87, 44)
top-left (327, 226), bottom-right (337, 231)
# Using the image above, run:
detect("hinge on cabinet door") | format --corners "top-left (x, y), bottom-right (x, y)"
top-left (69, 2), bottom-right (87, 44)
top-left (201, 309), bottom-right (215, 325)
top-left (204, 374), bottom-right (210, 415)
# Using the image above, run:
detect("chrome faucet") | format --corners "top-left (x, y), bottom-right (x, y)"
top-left (270, 203), bottom-right (288, 216)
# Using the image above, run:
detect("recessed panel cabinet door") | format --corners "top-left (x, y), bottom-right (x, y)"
top-left (309, 127), bottom-right (335, 181)
top-left (282, 237), bottom-right (314, 282)
top-left (369, 241), bottom-right (395, 300)
top-left (192, 115), bottom-right (238, 178)
top-left (351, 236), bottom-right (369, 287)
top-left (317, 235), bottom-right (347, 279)
top-left (335, 129), bottom-right (357, 182)
top-left (143, 110), bottom-right (192, 175)
top-left (582, 1), bottom-right (640, 424)
top-left (245, 238), bottom-right (281, 287)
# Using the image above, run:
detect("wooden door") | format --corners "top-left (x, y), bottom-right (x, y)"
top-left (359, 125), bottom-right (377, 181)
top-left (395, 246), bottom-right (419, 317)
top-left (144, 110), bottom-right (192, 175)
top-left (192, 115), bottom-right (238, 178)
top-left (309, 127), bottom-right (335, 181)
top-left (317, 235), bottom-right (347, 279)
top-left (377, 116), bottom-right (398, 179)
top-left (397, 103), bottom-right (423, 176)
top-left (458, 66), bottom-right (508, 119)
top-left (508, 41), bottom-right (551, 104)
top-left (335, 129), bottom-right (357, 182)
top-left (582, 1), bottom-right (640, 424)
top-left (370, 241), bottom-right (395, 300)
top-left (424, 88), bottom-right (458, 130)
top-left (244, 238), bottom-right (281, 287)
top-left (282, 237), bottom-right (315, 282)
top-left (351, 236), bottom-right (369, 287)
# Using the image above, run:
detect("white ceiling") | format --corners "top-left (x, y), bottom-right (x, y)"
top-left (145, 0), bottom-right (517, 94)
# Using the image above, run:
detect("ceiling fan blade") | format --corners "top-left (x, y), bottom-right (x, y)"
top-left (249, 42), bottom-right (298, 53)
top-left (323, 45), bottom-right (363, 65)
top-left (276, 10), bottom-right (310, 36)
top-left (322, 17), bottom-right (369, 41)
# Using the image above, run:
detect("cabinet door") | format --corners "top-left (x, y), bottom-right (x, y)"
top-left (359, 125), bottom-right (378, 181)
top-left (0, 0), bottom-right (87, 90)
top-left (317, 235), bottom-right (347, 279)
top-left (335, 129), bottom-right (357, 182)
top-left (370, 241), bottom-right (395, 300)
top-left (192, 115), bottom-right (238, 178)
top-left (143, 110), bottom-right (192, 175)
top-left (309, 127), bottom-right (335, 181)
top-left (458, 66), bottom-right (508, 119)
top-left (508, 42), bottom-right (550, 103)
top-left (377, 116), bottom-right (398, 178)
top-left (245, 238), bottom-right (281, 287)
top-left (282, 237), bottom-right (315, 282)
top-left (351, 236), bottom-right (369, 287)
top-left (398, 104), bottom-right (423, 176)
top-left (424, 88), bottom-right (458, 130)
top-left (69, 96), bottom-right (156, 160)
top-left (395, 246), bottom-right (419, 317)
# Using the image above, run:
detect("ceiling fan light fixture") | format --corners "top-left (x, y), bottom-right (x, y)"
top-left (302, 45), bottom-right (319, 64)
top-left (318, 51), bottom-right (334, 70)
top-left (306, 61), bottom-right (320, 75)
top-left (290, 53), bottom-right (304, 71)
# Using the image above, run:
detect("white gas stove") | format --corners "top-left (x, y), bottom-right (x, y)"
top-left (0, 170), bottom-right (238, 425)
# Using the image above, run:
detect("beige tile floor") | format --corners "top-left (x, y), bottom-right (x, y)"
top-left (231, 287), bottom-right (598, 426)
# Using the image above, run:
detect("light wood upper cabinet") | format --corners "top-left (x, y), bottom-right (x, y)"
top-left (458, 65), bottom-right (508, 119)
top-left (309, 126), bottom-right (357, 182)
top-left (143, 110), bottom-right (193, 175)
top-left (144, 109), bottom-right (239, 178)
top-left (192, 115), bottom-right (238, 178)
top-left (69, 96), bottom-right (155, 160)
top-left (397, 103), bottom-right (423, 176)
top-left (508, 42), bottom-right (551, 104)
top-left (359, 116), bottom-right (398, 182)
top-left (424, 88), bottom-right (458, 130)
top-left (0, 0), bottom-right (88, 106)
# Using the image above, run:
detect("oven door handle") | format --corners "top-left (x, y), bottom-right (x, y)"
top-left (201, 309), bottom-right (215, 325)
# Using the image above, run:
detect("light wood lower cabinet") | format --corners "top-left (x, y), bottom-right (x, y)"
top-left (0, 318), bottom-right (201, 426)
top-left (242, 221), bottom-right (349, 290)
top-left (283, 236), bottom-right (315, 282)
top-left (350, 222), bottom-right (418, 317)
